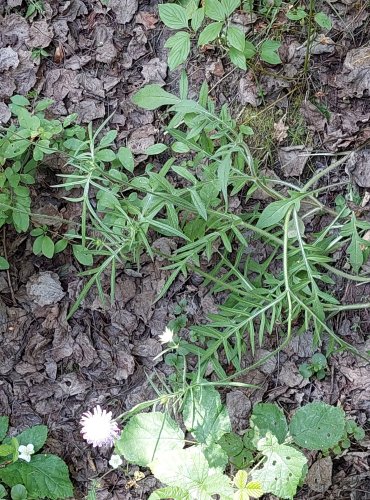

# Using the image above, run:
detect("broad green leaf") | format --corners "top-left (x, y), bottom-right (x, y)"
top-left (98, 129), bottom-right (117, 148)
top-left (182, 385), bottom-right (231, 444)
top-left (191, 7), bottom-right (205, 31)
top-left (221, 0), bottom-right (241, 17)
top-left (10, 95), bottom-right (30, 106)
top-left (227, 26), bottom-right (245, 52)
top-left (149, 486), bottom-right (190, 500)
top-left (0, 455), bottom-right (73, 500)
top-left (10, 484), bottom-right (27, 500)
top-left (145, 143), bottom-right (168, 155)
top-left (257, 199), bottom-right (294, 229)
top-left (117, 146), bottom-right (135, 172)
top-left (15, 425), bottom-right (47, 453)
top-left (171, 141), bottom-right (190, 153)
top-left (95, 149), bottom-right (116, 162)
top-left (218, 432), bottom-right (244, 456)
top-left (244, 40), bottom-right (256, 59)
top-left (204, 0), bottom-right (226, 21)
top-left (202, 442), bottom-right (228, 470)
top-left (286, 8), bottom-right (307, 21)
top-left (253, 434), bottom-right (307, 499)
top-left (35, 98), bottom-right (54, 112)
top-left (116, 412), bottom-right (184, 467)
top-left (198, 22), bottom-right (223, 46)
top-left (0, 258), bottom-right (9, 271)
top-left (314, 11), bottom-right (332, 30)
top-left (0, 484), bottom-right (5, 499)
top-left (72, 245), bottom-right (93, 266)
top-left (0, 445), bottom-right (13, 457)
top-left (260, 40), bottom-right (281, 65)
top-left (0, 416), bottom-right (9, 441)
top-left (251, 403), bottom-right (288, 444)
top-left (4, 141), bottom-right (29, 158)
top-left (159, 4), bottom-right (189, 29)
top-left (150, 447), bottom-right (233, 499)
top-left (132, 85), bottom-right (180, 110)
top-left (41, 236), bottom-right (54, 259)
top-left (165, 31), bottom-right (191, 70)
top-left (290, 401), bottom-right (345, 450)
top-left (228, 47), bottom-right (246, 70)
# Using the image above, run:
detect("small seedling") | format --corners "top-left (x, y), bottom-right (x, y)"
top-left (299, 352), bottom-right (328, 380)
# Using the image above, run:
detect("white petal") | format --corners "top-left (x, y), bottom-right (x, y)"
top-left (26, 444), bottom-right (34, 454)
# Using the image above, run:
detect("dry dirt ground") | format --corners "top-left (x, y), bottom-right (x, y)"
top-left (0, 0), bottom-right (369, 498)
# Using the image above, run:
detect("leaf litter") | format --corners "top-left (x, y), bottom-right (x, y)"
top-left (0, 0), bottom-right (369, 498)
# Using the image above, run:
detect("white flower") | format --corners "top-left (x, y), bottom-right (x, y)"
top-left (18, 444), bottom-right (35, 462)
top-left (80, 405), bottom-right (120, 448)
top-left (109, 454), bottom-right (123, 469)
top-left (158, 327), bottom-right (174, 344)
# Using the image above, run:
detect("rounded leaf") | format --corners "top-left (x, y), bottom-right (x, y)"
top-left (251, 403), bottom-right (288, 444)
top-left (290, 402), bottom-right (345, 450)
top-left (116, 412), bottom-right (184, 467)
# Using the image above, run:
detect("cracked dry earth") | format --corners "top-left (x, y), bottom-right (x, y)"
top-left (0, 0), bottom-right (369, 498)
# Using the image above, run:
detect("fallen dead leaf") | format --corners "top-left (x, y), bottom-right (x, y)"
top-left (273, 117), bottom-right (289, 143)
top-left (307, 457), bottom-right (333, 493)
top-left (278, 145), bottom-right (312, 177)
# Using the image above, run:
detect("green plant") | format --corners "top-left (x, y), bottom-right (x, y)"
top-left (96, 379), bottom-right (362, 500)
top-left (0, 416), bottom-right (73, 499)
top-left (159, 0), bottom-right (281, 70)
top-left (131, 79), bottom-right (369, 382)
top-left (299, 352), bottom-right (328, 380)
top-left (31, 48), bottom-right (49, 60)
top-left (30, 226), bottom-right (68, 259)
top-left (25, 0), bottom-right (45, 18)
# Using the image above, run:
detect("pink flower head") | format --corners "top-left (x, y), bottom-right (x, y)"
top-left (80, 405), bottom-right (120, 448)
